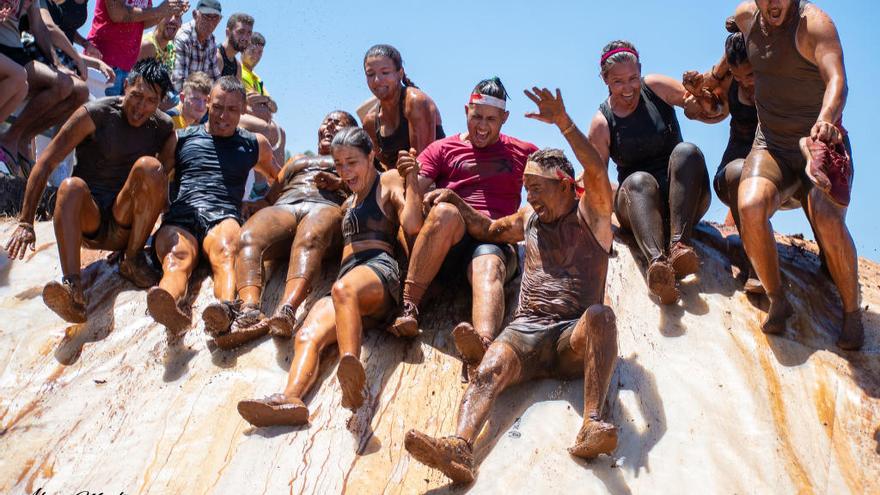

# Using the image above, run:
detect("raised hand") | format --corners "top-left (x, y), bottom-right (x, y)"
top-left (396, 148), bottom-right (419, 178)
top-left (524, 87), bottom-right (568, 126)
top-left (5, 223), bottom-right (36, 260)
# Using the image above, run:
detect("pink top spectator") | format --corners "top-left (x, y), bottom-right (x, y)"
top-left (87, 0), bottom-right (153, 71)
top-left (419, 133), bottom-right (538, 219)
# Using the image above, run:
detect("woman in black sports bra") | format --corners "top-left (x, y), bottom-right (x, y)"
top-left (362, 44), bottom-right (444, 170)
top-left (588, 40), bottom-right (719, 305)
top-left (236, 127), bottom-right (425, 428)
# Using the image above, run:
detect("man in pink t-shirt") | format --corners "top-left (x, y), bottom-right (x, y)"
top-left (87, 0), bottom-right (189, 96)
top-left (391, 77), bottom-right (538, 369)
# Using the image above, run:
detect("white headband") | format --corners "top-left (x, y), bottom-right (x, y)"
top-left (469, 92), bottom-right (506, 110)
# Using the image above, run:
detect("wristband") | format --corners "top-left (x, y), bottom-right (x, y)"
top-left (561, 122), bottom-right (577, 136)
top-left (710, 65), bottom-right (728, 81)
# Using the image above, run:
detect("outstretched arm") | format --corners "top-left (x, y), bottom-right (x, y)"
top-left (424, 188), bottom-right (527, 245)
top-left (390, 148), bottom-right (424, 236)
top-left (105, 0), bottom-right (187, 25)
top-left (524, 87), bottom-right (613, 251)
top-left (253, 134), bottom-right (281, 186)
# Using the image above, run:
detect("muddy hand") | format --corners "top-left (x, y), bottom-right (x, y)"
top-left (5, 223), bottom-right (36, 260)
top-left (682, 70), bottom-right (704, 96)
top-left (396, 148), bottom-right (419, 178)
top-left (811, 120), bottom-right (843, 145)
top-left (314, 171), bottom-right (342, 191)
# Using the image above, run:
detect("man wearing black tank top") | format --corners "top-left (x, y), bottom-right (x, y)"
top-left (145, 76), bottom-right (278, 336)
top-left (707, 1), bottom-right (862, 348)
top-left (216, 12), bottom-right (251, 79)
top-left (405, 89), bottom-right (618, 483)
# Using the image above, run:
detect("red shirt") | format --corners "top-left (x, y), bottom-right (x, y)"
top-left (87, 0), bottom-right (152, 71)
top-left (419, 133), bottom-right (538, 219)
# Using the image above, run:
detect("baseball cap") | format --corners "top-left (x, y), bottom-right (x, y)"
top-left (196, 0), bottom-right (222, 15)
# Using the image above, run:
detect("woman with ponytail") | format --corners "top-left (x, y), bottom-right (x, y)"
top-left (588, 40), bottom-right (719, 305)
top-left (362, 44), bottom-right (444, 170)
top-left (683, 19), bottom-right (772, 295)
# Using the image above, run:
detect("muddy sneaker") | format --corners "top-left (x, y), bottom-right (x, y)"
top-left (668, 241), bottom-right (700, 278)
top-left (237, 394), bottom-right (309, 427)
top-left (213, 304), bottom-right (268, 349)
top-left (390, 301), bottom-right (420, 338)
top-left (337, 354), bottom-right (367, 411)
top-left (837, 310), bottom-right (864, 351)
top-left (268, 304), bottom-right (297, 337)
top-left (42, 275), bottom-right (87, 323)
top-left (568, 419), bottom-right (618, 459)
top-left (801, 135), bottom-right (853, 207)
top-left (146, 286), bottom-right (191, 333)
top-left (202, 300), bottom-right (243, 337)
top-left (452, 322), bottom-right (490, 365)
top-left (118, 251), bottom-right (161, 288)
top-left (647, 258), bottom-right (679, 305)
top-left (762, 294), bottom-right (793, 335)
top-left (404, 430), bottom-right (475, 484)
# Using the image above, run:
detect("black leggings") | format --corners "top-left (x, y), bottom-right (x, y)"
top-left (615, 142), bottom-right (710, 262)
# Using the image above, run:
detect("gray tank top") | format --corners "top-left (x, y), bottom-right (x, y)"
top-left (747, 0), bottom-right (826, 150)
top-left (515, 205), bottom-right (609, 322)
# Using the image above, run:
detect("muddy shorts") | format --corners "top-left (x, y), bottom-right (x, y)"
top-left (495, 316), bottom-right (580, 379)
top-left (81, 190), bottom-right (131, 251)
top-left (746, 126), bottom-right (854, 206)
top-left (160, 206), bottom-right (240, 245)
top-left (438, 233), bottom-right (519, 283)
top-left (338, 249), bottom-right (401, 307)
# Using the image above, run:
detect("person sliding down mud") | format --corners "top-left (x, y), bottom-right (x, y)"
top-left (146, 76), bottom-right (278, 336)
top-left (236, 127), bottom-right (424, 426)
top-left (405, 88), bottom-right (618, 484)
top-left (390, 77), bottom-right (538, 369)
top-left (589, 40), bottom-right (720, 305)
top-left (214, 111), bottom-right (357, 349)
top-left (705, 0), bottom-right (861, 348)
top-left (682, 18), bottom-right (770, 295)
top-left (361, 44), bottom-right (444, 170)
top-left (5, 59), bottom-right (176, 324)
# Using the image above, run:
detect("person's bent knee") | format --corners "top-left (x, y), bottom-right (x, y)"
top-left (9, 65), bottom-right (27, 86)
top-left (738, 188), bottom-right (775, 223)
top-left (621, 171), bottom-right (659, 196)
top-left (330, 279), bottom-right (356, 306)
top-left (425, 202), bottom-right (464, 231)
top-left (57, 177), bottom-right (89, 202)
top-left (53, 73), bottom-right (74, 98)
top-left (585, 304), bottom-right (616, 332)
top-left (671, 142), bottom-right (703, 160)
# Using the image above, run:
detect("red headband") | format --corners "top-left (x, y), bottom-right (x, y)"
top-left (600, 47), bottom-right (639, 66)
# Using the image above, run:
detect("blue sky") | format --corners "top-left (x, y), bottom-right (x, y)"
top-left (93, 1), bottom-right (879, 259)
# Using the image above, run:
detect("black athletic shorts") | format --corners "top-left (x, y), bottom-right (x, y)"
top-left (160, 206), bottom-right (240, 244)
top-left (0, 43), bottom-right (31, 67)
top-left (438, 232), bottom-right (519, 283)
top-left (337, 248), bottom-right (401, 306)
top-left (81, 190), bottom-right (131, 251)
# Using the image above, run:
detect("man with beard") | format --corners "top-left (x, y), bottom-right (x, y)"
top-left (146, 76), bottom-right (278, 335)
top-left (216, 12), bottom-right (251, 78)
top-left (405, 88), bottom-right (618, 483)
top-left (138, 13), bottom-right (181, 72)
top-left (5, 59), bottom-right (176, 323)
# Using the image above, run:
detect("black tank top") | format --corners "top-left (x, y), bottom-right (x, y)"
top-left (515, 205), bottom-right (609, 322)
top-left (341, 174), bottom-right (397, 247)
top-left (727, 80), bottom-right (758, 145)
top-left (599, 79), bottom-right (683, 182)
top-left (375, 87), bottom-right (445, 169)
top-left (275, 156), bottom-right (347, 207)
top-left (218, 47), bottom-right (239, 77)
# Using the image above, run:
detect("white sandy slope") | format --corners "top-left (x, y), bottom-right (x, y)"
top-left (0, 219), bottom-right (877, 494)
